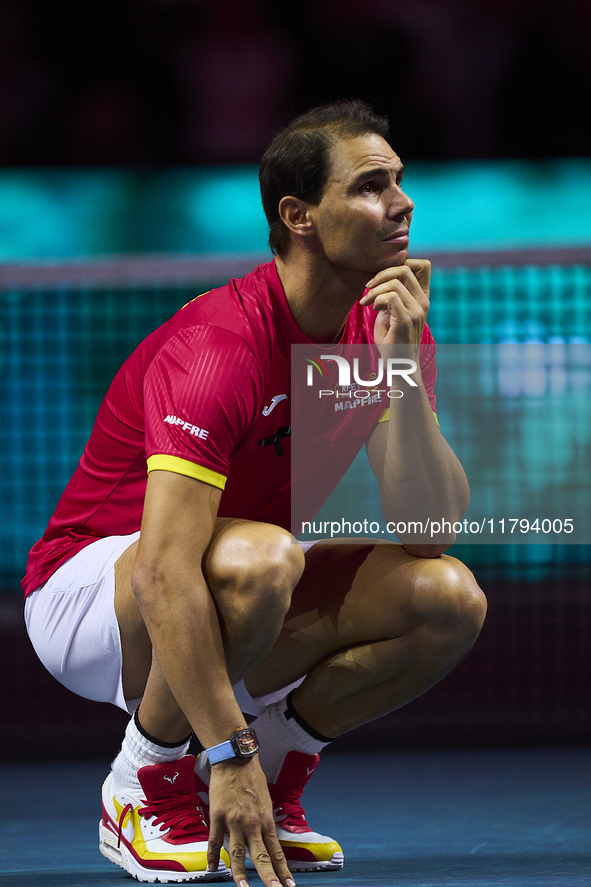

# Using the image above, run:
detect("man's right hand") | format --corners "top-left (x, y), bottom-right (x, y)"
top-left (361, 259), bottom-right (431, 349)
top-left (207, 756), bottom-right (295, 887)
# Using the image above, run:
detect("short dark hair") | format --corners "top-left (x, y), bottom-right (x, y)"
top-left (259, 100), bottom-right (390, 254)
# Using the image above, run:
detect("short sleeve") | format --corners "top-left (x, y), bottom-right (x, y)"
top-left (144, 326), bottom-right (263, 488)
top-left (419, 324), bottom-right (437, 413)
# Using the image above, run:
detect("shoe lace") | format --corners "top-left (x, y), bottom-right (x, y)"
top-left (117, 803), bottom-right (133, 848)
top-left (138, 789), bottom-right (208, 841)
top-left (272, 779), bottom-right (310, 829)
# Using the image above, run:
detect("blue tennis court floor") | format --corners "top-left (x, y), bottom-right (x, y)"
top-left (1, 748), bottom-right (590, 886)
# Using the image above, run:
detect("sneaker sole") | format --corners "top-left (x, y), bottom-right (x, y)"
top-left (285, 851), bottom-right (345, 872)
top-left (99, 822), bottom-right (232, 883)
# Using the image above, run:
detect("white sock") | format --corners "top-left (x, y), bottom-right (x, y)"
top-left (251, 693), bottom-right (331, 783)
top-left (111, 710), bottom-right (192, 792)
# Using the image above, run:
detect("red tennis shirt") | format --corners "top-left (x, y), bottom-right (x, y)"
top-left (23, 260), bottom-right (437, 597)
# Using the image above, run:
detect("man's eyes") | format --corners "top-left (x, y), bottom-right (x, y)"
top-left (360, 177), bottom-right (404, 193)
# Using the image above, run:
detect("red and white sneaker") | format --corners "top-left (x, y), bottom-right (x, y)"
top-left (269, 751), bottom-right (344, 872)
top-left (194, 750), bottom-right (344, 873)
top-left (100, 755), bottom-right (231, 882)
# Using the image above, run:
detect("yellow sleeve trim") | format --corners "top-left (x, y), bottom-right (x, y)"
top-left (182, 291), bottom-right (210, 309)
top-left (147, 454), bottom-right (227, 490)
top-left (378, 407), bottom-right (439, 426)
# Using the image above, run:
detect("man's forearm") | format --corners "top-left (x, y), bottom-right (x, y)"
top-left (132, 566), bottom-right (247, 748)
top-left (382, 409), bottom-right (469, 524)
top-left (373, 372), bottom-right (469, 549)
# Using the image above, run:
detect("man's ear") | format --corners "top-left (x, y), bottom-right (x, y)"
top-left (278, 196), bottom-right (314, 240)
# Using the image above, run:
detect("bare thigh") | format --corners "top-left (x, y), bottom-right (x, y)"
top-left (246, 539), bottom-right (482, 697)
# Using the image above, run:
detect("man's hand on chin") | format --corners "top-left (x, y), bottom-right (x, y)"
top-left (360, 259), bottom-right (431, 347)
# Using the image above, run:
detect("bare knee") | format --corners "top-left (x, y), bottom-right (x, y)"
top-left (413, 556), bottom-right (487, 654)
top-left (205, 524), bottom-right (305, 631)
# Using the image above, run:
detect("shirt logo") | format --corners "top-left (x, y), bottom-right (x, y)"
top-left (163, 414), bottom-right (209, 440)
top-left (262, 394), bottom-right (288, 416)
top-left (259, 426), bottom-right (291, 456)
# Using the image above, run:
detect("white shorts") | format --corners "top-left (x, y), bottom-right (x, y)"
top-left (25, 533), bottom-right (314, 716)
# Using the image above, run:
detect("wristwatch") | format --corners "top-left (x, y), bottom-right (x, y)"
top-left (206, 728), bottom-right (259, 764)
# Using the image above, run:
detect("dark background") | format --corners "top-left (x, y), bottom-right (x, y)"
top-left (1, 0), bottom-right (591, 167)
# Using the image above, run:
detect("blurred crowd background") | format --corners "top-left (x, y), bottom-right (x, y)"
top-left (1, 0), bottom-right (591, 168)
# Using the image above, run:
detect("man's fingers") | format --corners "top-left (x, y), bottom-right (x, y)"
top-left (365, 280), bottom-right (428, 312)
top-left (369, 287), bottom-right (427, 348)
top-left (371, 291), bottom-right (426, 323)
top-left (405, 258), bottom-right (431, 294)
top-left (365, 279), bottom-right (411, 300)
top-left (263, 830), bottom-right (294, 886)
top-left (364, 259), bottom-right (431, 299)
top-left (240, 832), bottom-right (293, 887)
top-left (371, 292), bottom-right (411, 319)
top-left (227, 832), bottom-right (249, 887)
top-left (206, 821), bottom-right (224, 873)
top-left (361, 282), bottom-right (428, 316)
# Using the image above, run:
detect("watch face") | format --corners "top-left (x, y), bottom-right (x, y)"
top-left (234, 731), bottom-right (258, 756)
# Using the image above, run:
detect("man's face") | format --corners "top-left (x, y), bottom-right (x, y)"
top-left (308, 133), bottom-right (414, 276)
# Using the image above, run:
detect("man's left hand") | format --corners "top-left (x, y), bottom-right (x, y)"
top-left (360, 259), bottom-right (431, 348)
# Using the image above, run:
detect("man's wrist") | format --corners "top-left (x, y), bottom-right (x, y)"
top-left (206, 727), bottom-right (259, 764)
